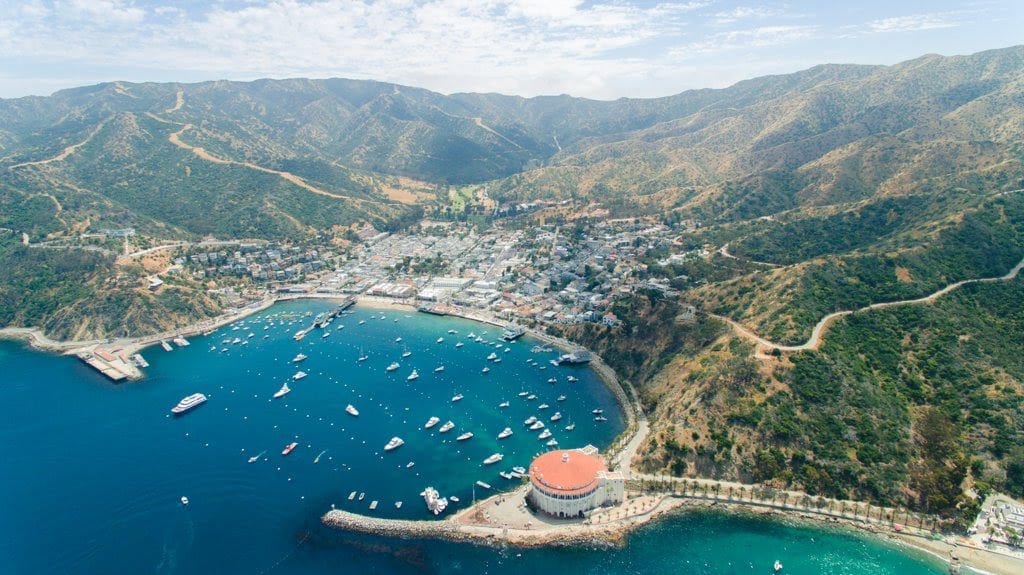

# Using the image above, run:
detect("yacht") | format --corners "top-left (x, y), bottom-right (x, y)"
top-left (594, 415), bottom-right (608, 422)
top-left (406, 462), bottom-right (415, 468)
top-left (497, 427), bottom-right (513, 439)
top-left (467, 332), bottom-right (476, 338)
top-left (524, 416), bottom-right (538, 426)
top-left (498, 401), bottom-right (510, 408)
top-left (345, 404), bottom-right (359, 417)
top-left (451, 394), bottom-right (463, 402)
top-left (448, 330), bottom-right (457, 334)
top-left (499, 471), bottom-right (514, 480)
top-left (384, 437), bottom-right (405, 451)
top-left (436, 337), bottom-right (444, 343)
top-left (518, 391), bottom-right (529, 397)
top-left (395, 337), bottom-right (402, 342)
top-left (550, 412), bottom-right (562, 422)
top-left (434, 365), bottom-right (444, 372)
top-left (547, 377), bottom-right (557, 384)
top-left (475, 481), bottom-right (491, 489)
top-left (538, 403), bottom-right (549, 410)
top-left (456, 432), bottom-right (474, 441)
top-left (493, 358), bottom-right (501, 363)
top-left (421, 487), bottom-right (448, 515)
top-left (557, 395), bottom-right (567, 402)
top-left (529, 421), bottom-right (545, 431)
top-left (407, 370), bottom-right (419, 381)
top-left (180, 496), bottom-right (189, 506)
top-left (171, 393), bottom-right (207, 415)
top-left (526, 394), bottom-right (536, 400)
top-left (483, 453), bottom-right (503, 465)
top-left (538, 429), bottom-right (552, 440)
top-left (386, 362), bottom-right (400, 372)
top-left (438, 421), bottom-right (455, 433)
top-left (449, 496), bottom-right (460, 503)
top-left (424, 417), bottom-right (440, 429)
top-left (592, 409), bottom-right (604, 415)
top-left (481, 367), bottom-right (490, 374)
top-left (358, 320), bottom-right (366, 325)
top-left (292, 353), bottom-right (307, 363)
top-left (173, 336), bottom-right (190, 347)
top-left (512, 466), bottom-right (527, 475)
top-left (273, 383), bottom-right (291, 399)
top-left (402, 349), bottom-right (412, 358)
top-left (292, 371), bottom-right (308, 381)
top-left (293, 329), bottom-right (307, 341)
top-left (567, 375), bottom-right (579, 382)
top-left (546, 439), bottom-right (558, 447)
top-left (321, 331), bottom-right (330, 339)
top-left (486, 352), bottom-right (498, 361)
top-left (455, 342), bottom-right (464, 348)
top-left (565, 421), bottom-right (576, 431)
top-left (281, 442), bottom-right (298, 456)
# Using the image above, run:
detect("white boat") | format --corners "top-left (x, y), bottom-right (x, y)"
top-left (369, 500), bottom-right (378, 510)
top-left (529, 421), bottom-right (544, 431)
top-left (538, 403), bottom-right (549, 410)
top-left (346, 404), bottom-right (359, 417)
top-left (395, 501), bottom-right (403, 509)
top-left (467, 332), bottom-right (476, 338)
top-left (498, 427), bottom-right (513, 439)
top-left (386, 362), bottom-right (400, 372)
top-left (512, 466), bottom-right (526, 474)
top-left (567, 375), bottom-right (578, 382)
top-left (557, 395), bottom-right (566, 402)
top-left (524, 416), bottom-right (537, 425)
top-left (358, 492), bottom-right (365, 500)
top-left (547, 377), bottom-right (557, 384)
top-left (358, 320), bottom-right (366, 325)
top-left (774, 560), bottom-right (783, 572)
top-left (499, 471), bottom-right (514, 480)
top-left (538, 429), bottom-right (552, 440)
top-left (594, 415), bottom-right (608, 422)
top-left (546, 439), bottom-right (558, 447)
top-left (407, 370), bottom-right (419, 381)
top-left (292, 371), bottom-right (308, 380)
top-left (180, 496), bottom-right (189, 506)
top-left (436, 337), bottom-right (444, 343)
top-left (493, 358), bottom-right (501, 363)
top-left (358, 352), bottom-right (368, 362)
top-left (384, 436), bottom-right (405, 451)
top-left (448, 330), bottom-right (457, 334)
top-left (161, 340), bottom-right (173, 352)
top-left (402, 350), bottom-right (412, 358)
top-left (456, 432), bottom-right (474, 441)
top-left (565, 422), bottom-right (576, 431)
top-left (424, 416), bottom-right (440, 429)
top-left (434, 365), bottom-right (444, 372)
top-left (348, 491), bottom-right (356, 500)
top-left (483, 453), bottom-right (503, 465)
top-left (451, 394), bottom-right (463, 402)
top-left (592, 409), bottom-right (603, 415)
top-left (421, 486), bottom-right (448, 515)
top-left (449, 496), bottom-right (460, 503)
top-left (486, 352), bottom-right (498, 361)
top-left (314, 450), bottom-right (327, 464)
top-left (455, 342), bottom-right (464, 348)
top-left (550, 412), bottom-right (562, 421)
top-left (247, 450), bottom-right (266, 463)
top-left (475, 481), bottom-right (491, 489)
top-left (171, 393), bottom-right (207, 415)
top-left (481, 367), bottom-right (490, 373)
top-left (438, 421), bottom-right (454, 433)
top-left (406, 461), bottom-right (415, 468)
top-left (395, 337), bottom-right (402, 342)
top-left (273, 383), bottom-right (291, 398)
top-left (498, 401), bottom-right (510, 408)
top-left (526, 394), bottom-right (536, 400)
top-left (293, 329), bottom-right (307, 341)
top-left (172, 336), bottom-right (190, 347)
top-left (133, 353), bottom-right (149, 368)
top-left (518, 391), bottom-right (529, 397)
top-left (292, 353), bottom-right (307, 363)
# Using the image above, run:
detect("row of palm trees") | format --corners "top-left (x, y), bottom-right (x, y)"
top-left (627, 475), bottom-right (944, 533)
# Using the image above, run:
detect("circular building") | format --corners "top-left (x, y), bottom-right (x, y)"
top-left (527, 448), bottom-right (624, 518)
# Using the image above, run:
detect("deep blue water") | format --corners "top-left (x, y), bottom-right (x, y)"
top-left (0, 300), bottom-right (944, 574)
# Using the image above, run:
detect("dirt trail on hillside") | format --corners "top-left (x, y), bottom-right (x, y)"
top-left (8, 120), bottom-right (108, 169)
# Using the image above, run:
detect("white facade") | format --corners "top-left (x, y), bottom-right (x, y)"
top-left (528, 471), bottom-right (624, 518)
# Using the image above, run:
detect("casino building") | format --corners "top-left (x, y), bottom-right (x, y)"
top-left (527, 446), bottom-right (625, 518)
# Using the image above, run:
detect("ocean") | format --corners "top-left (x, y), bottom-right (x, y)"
top-left (0, 300), bottom-right (944, 574)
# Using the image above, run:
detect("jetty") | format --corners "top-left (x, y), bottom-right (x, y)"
top-left (78, 347), bottom-right (143, 381)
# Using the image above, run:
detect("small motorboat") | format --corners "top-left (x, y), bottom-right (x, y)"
top-left (774, 560), bottom-right (783, 572)
top-left (346, 404), bottom-right (359, 417)
top-left (180, 496), bottom-right (189, 506)
top-left (456, 432), bottom-right (474, 441)
top-left (451, 394), bottom-right (464, 402)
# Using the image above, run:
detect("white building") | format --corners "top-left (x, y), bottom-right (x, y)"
top-left (527, 447), bottom-right (625, 519)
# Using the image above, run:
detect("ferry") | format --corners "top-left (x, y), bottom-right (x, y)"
top-left (292, 371), bottom-right (308, 381)
top-left (281, 442), bottom-right (298, 456)
top-left (406, 369), bottom-right (419, 381)
top-left (386, 362), bottom-right (400, 372)
top-left (529, 421), bottom-right (544, 430)
top-left (538, 429), bottom-right (552, 440)
top-left (247, 450), bottom-right (266, 463)
top-left (550, 412), bottom-right (562, 421)
top-left (438, 421), bottom-right (454, 433)
top-left (345, 404), bottom-right (359, 417)
top-left (557, 395), bottom-right (567, 402)
top-left (421, 487), bottom-right (448, 515)
top-left (498, 401), bottom-right (510, 408)
top-left (292, 353), bottom-right (307, 363)
top-left (384, 437), bottom-right (405, 451)
top-left (171, 393), bottom-right (207, 415)
top-left (481, 367), bottom-right (490, 374)
top-left (498, 427), bottom-right (513, 439)
top-left (417, 304), bottom-right (448, 316)
top-left (173, 336), bottom-right (190, 347)
top-left (483, 453), bottom-right (503, 465)
top-left (273, 383), bottom-right (291, 398)
top-left (554, 350), bottom-right (592, 365)
top-left (451, 394), bottom-right (464, 402)
top-left (524, 416), bottom-right (538, 425)
top-left (456, 432), bottom-right (474, 441)
top-left (424, 416), bottom-right (440, 429)
top-left (161, 340), bottom-right (174, 352)
top-left (501, 326), bottom-right (526, 341)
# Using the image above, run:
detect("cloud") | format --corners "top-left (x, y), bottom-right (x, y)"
top-left (66, 0), bottom-right (146, 24)
top-left (713, 6), bottom-right (780, 25)
top-left (867, 13), bottom-right (961, 33)
top-left (670, 24), bottom-right (819, 59)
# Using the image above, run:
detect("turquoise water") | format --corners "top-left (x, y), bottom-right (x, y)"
top-left (0, 300), bottom-right (944, 574)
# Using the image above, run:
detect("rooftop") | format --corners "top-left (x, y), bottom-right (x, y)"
top-left (529, 449), bottom-right (607, 496)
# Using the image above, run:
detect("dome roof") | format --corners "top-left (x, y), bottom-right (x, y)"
top-left (529, 450), bottom-right (606, 496)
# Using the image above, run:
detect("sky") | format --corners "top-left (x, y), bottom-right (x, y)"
top-left (0, 0), bottom-right (1020, 100)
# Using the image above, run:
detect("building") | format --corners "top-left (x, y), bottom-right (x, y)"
top-left (527, 447), bottom-right (625, 518)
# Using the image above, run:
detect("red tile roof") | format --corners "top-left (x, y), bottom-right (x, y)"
top-left (529, 450), bottom-right (606, 496)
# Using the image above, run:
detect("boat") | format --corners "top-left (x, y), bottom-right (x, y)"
top-left (273, 383), bottom-right (291, 398)
top-left (434, 365), bottom-right (444, 372)
top-left (421, 487), bottom-right (448, 515)
top-left (493, 358), bottom-right (501, 363)
top-left (406, 369), bottom-right (419, 381)
top-left (348, 491), bottom-right (356, 501)
top-left (529, 421), bottom-right (544, 430)
top-left (483, 453), bottom-right (503, 465)
top-left (592, 409), bottom-right (604, 415)
top-left (449, 496), bottom-right (460, 503)
top-left (358, 493), bottom-right (365, 501)
top-left (451, 394), bottom-right (463, 402)
top-left (418, 304), bottom-right (448, 316)
top-left (554, 350), bottom-right (591, 365)
top-left (293, 329), bottom-right (307, 341)
top-left (436, 337), bottom-right (444, 343)
top-left (161, 340), bottom-right (173, 352)
top-left (538, 429), bottom-right (552, 440)
top-left (594, 415), bottom-right (608, 422)
top-left (358, 320), bottom-right (366, 325)
top-left (357, 351), bottom-right (368, 362)
top-left (438, 421), bottom-right (454, 433)
top-left (321, 331), bottom-right (330, 339)
top-left (281, 442), bottom-right (298, 456)
top-left (395, 501), bottom-right (403, 509)
top-left (402, 349), bottom-right (412, 358)
top-left (498, 401), bottom-right (510, 408)
top-left (456, 432), bottom-right (474, 441)
top-left (455, 342), bottom-right (464, 348)
top-left (501, 326), bottom-right (526, 341)
top-left (538, 403), bottom-right (549, 410)
top-left (180, 496), bottom-right (189, 506)
top-left (386, 362), bottom-right (400, 372)
top-left (550, 412), bottom-right (562, 421)
top-left (567, 375), bottom-right (578, 382)
top-left (546, 439), bottom-right (558, 447)
top-left (467, 332), bottom-right (476, 338)
top-left (526, 394), bottom-right (536, 400)
top-left (292, 371), bottom-right (308, 381)
top-left (384, 437), bottom-right (405, 451)
top-left (345, 404), bottom-right (359, 417)
top-left (475, 481), bottom-right (491, 489)
top-left (448, 330), bottom-right (457, 334)
top-left (132, 354), bottom-right (149, 368)
top-left (369, 500), bottom-right (378, 510)
top-left (424, 416), bottom-right (440, 429)
top-left (247, 450), bottom-right (266, 463)
top-left (406, 461), bottom-right (415, 468)
top-left (774, 560), bottom-right (783, 572)
top-left (498, 427), bottom-right (513, 439)
top-left (171, 393), bottom-right (207, 415)
top-left (395, 337), bottom-right (402, 343)
top-left (486, 352), bottom-right (498, 361)
top-left (481, 367), bottom-right (490, 374)
top-left (314, 450), bottom-right (327, 464)
top-left (512, 466), bottom-right (526, 475)
top-left (524, 416), bottom-right (537, 426)
top-left (518, 391), bottom-right (529, 397)
top-left (557, 395), bottom-right (566, 402)
top-left (173, 336), bottom-right (191, 347)
top-left (565, 422), bottom-right (576, 431)
top-left (292, 353), bottom-right (307, 363)
top-left (547, 377), bottom-right (557, 384)
top-left (499, 471), bottom-right (514, 480)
